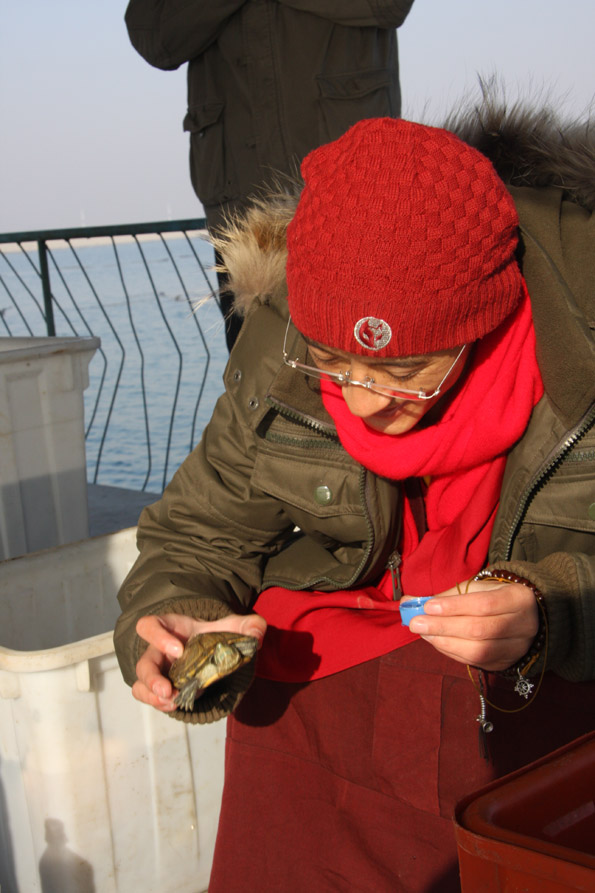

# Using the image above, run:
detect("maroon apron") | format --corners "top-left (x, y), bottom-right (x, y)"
top-left (209, 641), bottom-right (595, 892)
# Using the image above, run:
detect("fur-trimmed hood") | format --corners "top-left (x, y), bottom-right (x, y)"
top-left (212, 88), bottom-right (595, 319)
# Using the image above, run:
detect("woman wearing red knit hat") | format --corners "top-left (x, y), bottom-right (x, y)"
top-left (115, 101), bottom-right (595, 891)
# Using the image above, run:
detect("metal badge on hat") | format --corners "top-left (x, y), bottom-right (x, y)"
top-left (354, 317), bottom-right (392, 351)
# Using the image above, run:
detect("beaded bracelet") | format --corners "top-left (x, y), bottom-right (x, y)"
top-left (457, 570), bottom-right (549, 747)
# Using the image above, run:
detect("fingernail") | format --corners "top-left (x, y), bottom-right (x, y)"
top-left (167, 644), bottom-right (182, 660)
top-left (410, 618), bottom-right (428, 634)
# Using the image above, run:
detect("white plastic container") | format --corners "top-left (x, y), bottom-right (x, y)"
top-left (0, 528), bottom-right (225, 893)
top-left (0, 336), bottom-right (99, 560)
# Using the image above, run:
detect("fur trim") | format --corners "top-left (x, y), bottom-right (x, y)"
top-left (210, 190), bottom-right (298, 318)
top-left (214, 82), bottom-right (594, 317)
top-left (446, 79), bottom-right (595, 212)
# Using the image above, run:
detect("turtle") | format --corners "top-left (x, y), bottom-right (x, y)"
top-left (168, 631), bottom-right (258, 710)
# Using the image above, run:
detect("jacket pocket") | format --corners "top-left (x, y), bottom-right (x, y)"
top-left (252, 445), bottom-right (362, 520)
top-left (316, 68), bottom-right (395, 143)
top-left (183, 101), bottom-right (227, 206)
top-left (253, 447), bottom-right (370, 588)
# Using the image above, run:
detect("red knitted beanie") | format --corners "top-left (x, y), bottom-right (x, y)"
top-left (286, 118), bottom-right (522, 357)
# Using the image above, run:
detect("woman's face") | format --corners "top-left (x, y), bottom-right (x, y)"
top-left (306, 341), bottom-right (470, 435)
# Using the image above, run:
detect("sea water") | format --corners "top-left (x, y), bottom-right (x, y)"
top-left (0, 234), bottom-right (229, 493)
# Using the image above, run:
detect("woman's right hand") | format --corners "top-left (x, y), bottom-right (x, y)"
top-left (132, 612), bottom-right (267, 712)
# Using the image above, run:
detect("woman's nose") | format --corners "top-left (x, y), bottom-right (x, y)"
top-left (341, 380), bottom-right (394, 418)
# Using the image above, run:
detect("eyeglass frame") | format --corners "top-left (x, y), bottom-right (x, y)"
top-left (282, 318), bottom-right (467, 402)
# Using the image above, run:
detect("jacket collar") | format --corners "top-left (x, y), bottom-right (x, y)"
top-left (265, 331), bottom-right (337, 435)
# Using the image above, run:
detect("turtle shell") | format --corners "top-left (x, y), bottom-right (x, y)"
top-left (169, 631), bottom-right (258, 711)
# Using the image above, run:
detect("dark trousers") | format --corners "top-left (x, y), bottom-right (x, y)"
top-left (216, 262), bottom-right (243, 353)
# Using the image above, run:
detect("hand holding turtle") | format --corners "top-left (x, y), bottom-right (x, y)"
top-left (407, 578), bottom-right (539, 672)
top-left (132, 612), bottom-right (267, 712)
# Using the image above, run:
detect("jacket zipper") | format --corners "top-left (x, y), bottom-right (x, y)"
top-left (386, 551), bottom-right (402, 600)
top-left (503, 403), bottom-right (595, 560)
top-left (265, 394), bottom-right (338, 439)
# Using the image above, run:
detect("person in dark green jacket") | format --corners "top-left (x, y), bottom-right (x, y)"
top-left (124, 0), bottom-right (415, 348)
top-left (115, 97), bottom-right (595, 891)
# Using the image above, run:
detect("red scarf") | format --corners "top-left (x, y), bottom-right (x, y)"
top-left (255, 284), bottom-right (543, 682)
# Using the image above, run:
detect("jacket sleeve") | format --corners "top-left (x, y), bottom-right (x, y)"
top-left (273, 0), bottom-right (415, 28)
top-left (496, 552), bottom-right (594, 683)
top-left (114, 367), bottom-right (297, 723)
top-left (124, 0), bottom-right (248, 69)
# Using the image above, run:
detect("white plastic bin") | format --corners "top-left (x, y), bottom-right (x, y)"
top-left (0, 336), bottom-right (99, 561)
top-left (0, 528), bottom-right (225, 893)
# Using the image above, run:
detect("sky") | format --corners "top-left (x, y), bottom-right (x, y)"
top-left (1, 0), bottom-right (593, 233)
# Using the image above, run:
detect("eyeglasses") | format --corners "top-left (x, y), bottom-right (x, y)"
top-left (282, 319), bottom-right (467, 401)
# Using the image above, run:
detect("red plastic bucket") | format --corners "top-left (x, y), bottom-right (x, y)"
top-left (454, 731), bottom-right (595, 891)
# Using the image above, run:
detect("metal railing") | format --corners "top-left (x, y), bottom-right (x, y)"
top-left (0, 220), bottom-right (228, 493)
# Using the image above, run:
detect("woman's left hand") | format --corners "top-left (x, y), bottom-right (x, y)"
top-left (406, 578), bottom-right (539, 671)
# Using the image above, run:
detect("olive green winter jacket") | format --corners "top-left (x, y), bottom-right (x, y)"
top-left (114, 102), bottom-right (595, 723)
top-left (124, 0), bottom-right (414, 228)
